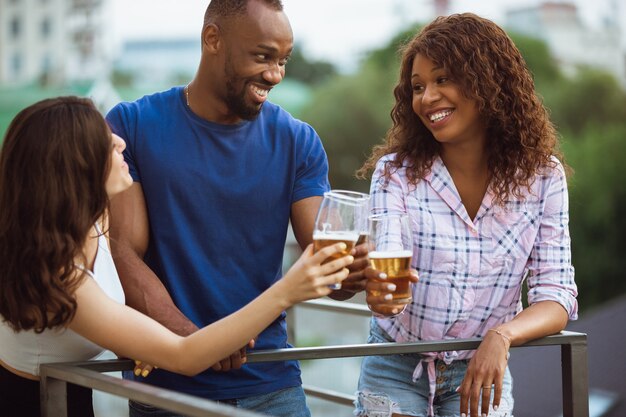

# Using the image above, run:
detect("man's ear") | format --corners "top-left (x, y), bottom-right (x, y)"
top-left (202, 23), bottom-right (221, 54)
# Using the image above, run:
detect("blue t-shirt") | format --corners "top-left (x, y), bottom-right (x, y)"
top-left (106, 86), bottom-right (330, 399)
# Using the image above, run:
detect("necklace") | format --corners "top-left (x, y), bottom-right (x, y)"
top-left (184, 84), bottom-right (190, 106)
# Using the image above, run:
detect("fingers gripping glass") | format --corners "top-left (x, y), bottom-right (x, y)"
top-left (367, 213), bottom-right (414, 304)
top-left (313, 190), bottom-right (369, 289)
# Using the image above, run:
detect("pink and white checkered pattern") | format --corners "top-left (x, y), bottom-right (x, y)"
top-left (370, 154), bottom-right (578, 355)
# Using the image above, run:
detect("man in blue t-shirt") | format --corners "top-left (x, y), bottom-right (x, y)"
top-left (106, 1), bottom-right (369, 416)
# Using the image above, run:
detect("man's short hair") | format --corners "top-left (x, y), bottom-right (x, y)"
top-left (204, 0), bottom-right (284, 28)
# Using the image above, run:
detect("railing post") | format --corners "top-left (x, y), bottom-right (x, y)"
top-left (561, 337), bottom-right (589, 417)
top-left (40, 374), bottom-right (68, 417)
top-left (286, 306), bottom-right (296, 346)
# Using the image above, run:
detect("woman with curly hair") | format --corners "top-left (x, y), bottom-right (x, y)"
top-left (355, 13), bottom-right (578, 417)
top-left (0, 96), bottom-right (352, 417)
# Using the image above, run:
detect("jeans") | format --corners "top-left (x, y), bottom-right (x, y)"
top-left (355, 320), bottom-right (514, 417)
top-left (128, 385), bottom-right (311, 417)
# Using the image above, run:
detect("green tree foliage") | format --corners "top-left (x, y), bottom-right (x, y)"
top-left (548, 68), bottom-right (626, 136)
top-left (300, 67), bottom-right (397, 192)
top-left (285, 45), bottom-right (338, 86)
top-left (508, 33), bottom-right (561, 86)
top-left (300, 26), bottom-right (418, 191)
top-left (299, 23), bottom-right (626, 310)
top-left (111, 69), bottom-right (134, 87)
top-left (565, 124), bottom-right (626, 307)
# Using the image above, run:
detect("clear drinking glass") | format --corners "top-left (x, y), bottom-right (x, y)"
top-left (313, 190), bottom-right (369, 289)
top-left (367, 213), bottom-right (414, 304)
top-left (354, 195), bottom-right (370, 246)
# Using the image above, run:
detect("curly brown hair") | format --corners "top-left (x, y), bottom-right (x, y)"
top-left (357, 13), bottom-right (567, 203)
top-left (0, 97), bottom-right (111, 332)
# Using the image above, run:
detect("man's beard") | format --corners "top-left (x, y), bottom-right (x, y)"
top-left (225, 77), bottom-right (263, 121)
top-left (225, 56), bottom-right (261, 120)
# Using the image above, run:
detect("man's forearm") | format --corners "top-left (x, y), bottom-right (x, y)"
top-left (113, 244), bottom-right (198, 336)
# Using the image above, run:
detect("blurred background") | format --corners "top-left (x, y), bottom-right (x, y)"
top-left (1, 0), bottom-right (625, 416)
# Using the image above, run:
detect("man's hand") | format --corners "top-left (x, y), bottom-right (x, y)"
top-left (211, 339), bottom-right (255, 372)
top-left (327, 243), bottom-right (369, 300)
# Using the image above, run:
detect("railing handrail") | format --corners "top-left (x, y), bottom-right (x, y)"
top-left (39, 360), bottom-right (265, 417)
top-left (245, 331), bottom-right (587, 362)
top-left (296, 298), bottom-right (371, 316)
top-left (40, 331), bottom-right (585, 370)
top-left (40, 297), bottom-right (589, 417)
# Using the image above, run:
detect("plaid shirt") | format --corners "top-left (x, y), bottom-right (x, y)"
top-left (371, 154), bottom-right (578, 360)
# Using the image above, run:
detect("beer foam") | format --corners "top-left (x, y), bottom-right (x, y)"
top-left (313, 232), bottom-right (359, 242)
top-left (369, 250), bottom-right (412, 258)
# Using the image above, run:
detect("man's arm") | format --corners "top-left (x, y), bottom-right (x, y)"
top-left (109, 183), bottom-right (198, 336)
top-left (111, 183), bottom-right (251, 371)
top-left (290, 196), bottom-right (322, 249)
top-left (291, 196), bottom-right (369, 301)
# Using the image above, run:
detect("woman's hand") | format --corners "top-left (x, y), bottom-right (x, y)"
top-left (279, 243), bottom-right (353, 305)
top-left (459, 328), bottom-right (511, 417)
top-left (133, 360), bottom-right (157, 378)
top-left (365, 267), bottom-right (418, 316)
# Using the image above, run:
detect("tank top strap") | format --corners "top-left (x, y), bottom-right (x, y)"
top-left (73, 263), bottom-right (95, 279)
top-left (74, 222), bottom-right (102, 278)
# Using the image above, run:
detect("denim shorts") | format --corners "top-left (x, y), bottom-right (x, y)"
top-left (129, 385), bottom-right (311, 417)
top-left (355, 320), bottom-right (514, 417)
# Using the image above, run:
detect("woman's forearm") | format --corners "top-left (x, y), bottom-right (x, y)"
top-left (494, 300), bottom-right (569, 346)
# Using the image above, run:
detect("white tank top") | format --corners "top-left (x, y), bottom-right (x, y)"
top-left (0, 227), bottom-right (125, 376)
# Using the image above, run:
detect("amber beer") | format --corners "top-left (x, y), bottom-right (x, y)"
top-left (312, 232), bottom-right (358, 261)
top-left (369, 250), bottom-right (413, 304)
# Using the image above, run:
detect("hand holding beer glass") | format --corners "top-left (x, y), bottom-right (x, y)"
top-left (313, 190), bottom-right (367, 289)
top-left (366, 213), bottom-right (417, 316)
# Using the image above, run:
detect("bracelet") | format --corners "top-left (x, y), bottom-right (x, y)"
top-left (488, 328), bottom-right (512, 347)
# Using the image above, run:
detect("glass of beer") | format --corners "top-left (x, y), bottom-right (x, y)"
top-left (367, 213), bottom-right (413, 304)
top-left (329, 190), bottom-right (370, 246)
top-left (313, 190), bottom-right (368, 288)
top-left (355, 195), bottom-right (370, 246)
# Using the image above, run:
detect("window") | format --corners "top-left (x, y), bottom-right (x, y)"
top-left (41, 17), bottom-right (51, 38)
top-left (12, 52), bottom-right (22, 76)
top-left (10, 17), bottom-right (21, 39)
top-left (42, 54), bottom-right (51, 72)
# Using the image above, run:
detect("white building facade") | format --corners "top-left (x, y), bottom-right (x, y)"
top-left (506, 2), bottom-right (626, 88)
top-left (0, 0), bottom-right (110, 86)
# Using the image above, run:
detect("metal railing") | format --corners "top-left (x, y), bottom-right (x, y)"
top-left (40, 299), bottom-right (589, 417)
top-left (39, 359), bottom-right (265, 417)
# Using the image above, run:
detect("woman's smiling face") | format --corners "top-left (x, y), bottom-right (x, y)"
top-left (411, 53), bottom-right (486, 149)
top-left (105, 133), bottom-right (133, 198)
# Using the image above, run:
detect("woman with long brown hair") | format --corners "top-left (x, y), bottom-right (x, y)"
top-left (0, 96), bottom-right (352, 416)
top-left (355, 14), bottom-right (578, 417)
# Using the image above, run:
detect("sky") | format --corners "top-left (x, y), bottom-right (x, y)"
top-left (109, 0), bottom-right (624, 72)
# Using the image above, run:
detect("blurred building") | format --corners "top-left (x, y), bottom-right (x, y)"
top-left (0, 0), bottom-right (111, 86)
top-left (506, 1), bottom-right (626, 87)
top-left (433, 0), bottom-right (450, 17)
top-left (114, 38), bottom-right (200, 87)
top-left (509, 295), bottom-right (626, 417)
